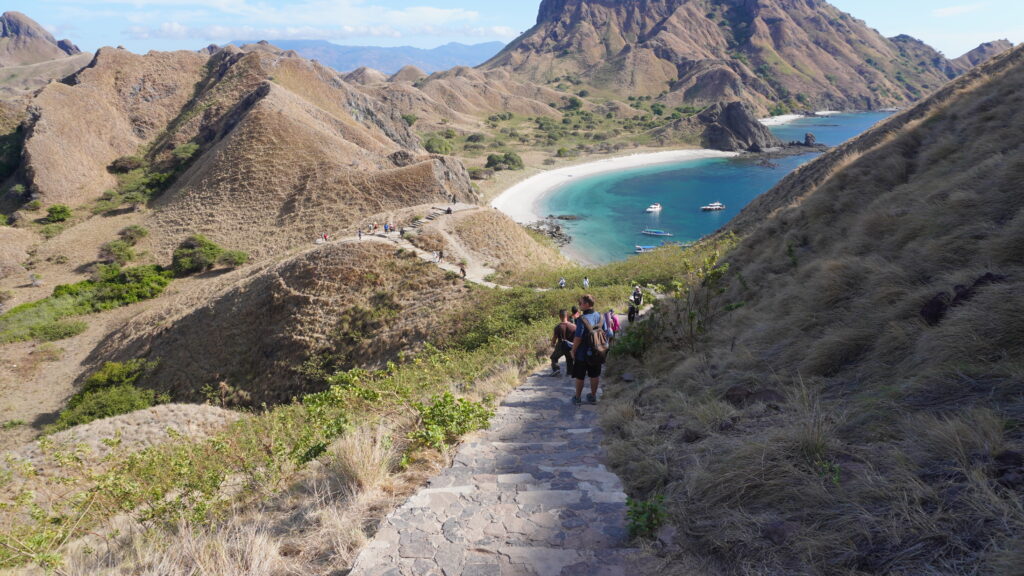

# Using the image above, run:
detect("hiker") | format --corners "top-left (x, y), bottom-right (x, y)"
top-left (384, 223), bottom-right (389, 234)
top-left (446, 207), bottom-right (453, 215)
top-left (431, 251), bottom-right (438, 263)
top-left (559, 277), bottom-right (567, 289)
top-left (373, 222), bottom-right (378, 233)
top-left (604, 308), bottom-right (621, 341)
top-left (583, 276), bottom-right (590, 289)
top-left (358, 229), bottom-right (362, 240)
top-left (550, 309), bottom-right (576, 376)
top-left (628, 285), bottom-right (643, 322)
top-left (439, 250), bottom-right (445, 262)
top-left (400, 227), bottom-right (406, 238)
top-left (571, 294), bottom-right (608, 405)
top-left (460, 265), bottom-right (467, 278)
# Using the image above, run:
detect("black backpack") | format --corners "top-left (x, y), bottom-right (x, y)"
top-left (579, 314), bottom-right (609, 364)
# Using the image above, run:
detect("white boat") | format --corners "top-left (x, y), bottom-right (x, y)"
top-left (641, 229), bottom-right (673, 237)
top-left (701, 201), bottom-right (726, 211)
top-left (635, 245), bottom-right (657, 253)
top-left (645, 203), bottom-right (662, 213)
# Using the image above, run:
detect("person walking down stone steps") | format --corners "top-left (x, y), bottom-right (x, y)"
top-left (550, 309), bottom-right (576, 377)
top-left (571, 294), bottom-right (610, 406)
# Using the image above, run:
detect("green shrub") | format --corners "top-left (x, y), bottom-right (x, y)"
top-left (40, 223), bottom-right (64, 239)
top-left (79, 359), bottom-right (158, 396)
top-left (44, 205), bottom-right (71, 223)
top-left (28, 319), bottom-right (87, 342)
top-left (108, 156), bottom-right (147, 173)
top-left (217, 250), bottom-right (249, 268)
top-left (485, 152), bottom-right (524, 171)
top-left (25, 200), bottom-right (41, 211)
top-left (410, 391), bottom-right (493, 450)
top-left (423, 137), bottom-right (454, 155)
top-left (171, 143), bottom-right (200, 162)
top-left (172, 235), bottom-right (223, 276)
top-left (51, 385), bottom-right (165, 432)
top-left (466, 133), bottom-right (486, 143)
top-left (401, 114), bottom-right (418, 126)
top-left (99, 240), bottom-right (135, 265)
top-left (627, 495), bottom-right (667, 538)
top-left (119, 225), bottom-right (149, 244)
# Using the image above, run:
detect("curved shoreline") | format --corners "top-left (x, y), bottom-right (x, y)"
top-left (489, 149), bottom-right (739, 224)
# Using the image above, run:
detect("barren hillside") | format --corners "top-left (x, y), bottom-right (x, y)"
top-left (0, 11), bottom-right (79, 67)
top-left (606, 44), bottom-right (1024, 575)
top-left (89, 241), bottom-right (474, 405)
top-left (486, 0), bottom-right (960, 113)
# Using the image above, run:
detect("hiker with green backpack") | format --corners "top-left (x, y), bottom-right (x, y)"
top-left (570, 294), bottom-right (610, 406)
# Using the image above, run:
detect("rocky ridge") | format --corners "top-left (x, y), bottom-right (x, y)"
top-left (0, 11), bottom-right (80, 67)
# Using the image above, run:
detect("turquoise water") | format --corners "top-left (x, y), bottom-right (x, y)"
top-left (540, 112), bottom-right (892, 264)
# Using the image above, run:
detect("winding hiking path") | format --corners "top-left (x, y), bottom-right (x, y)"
top-left (349, 368), bottom-right (656, 576)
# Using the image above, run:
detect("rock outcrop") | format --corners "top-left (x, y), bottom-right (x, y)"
top-left (699, 101), bottom-right (782, 152)
top-left (485, 0), bottom-right (961, 113)
top-left (0, 11), bottom-right (80, 66)
top-left (344, 66), bottom-right (389, 85)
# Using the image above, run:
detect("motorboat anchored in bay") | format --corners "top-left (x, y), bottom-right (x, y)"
top-left (701, 201), bottom-right (726, 211)
top-left (641, 229), bottom-right (673, 237)
top-left (645, 203), bottom-right (663, 213)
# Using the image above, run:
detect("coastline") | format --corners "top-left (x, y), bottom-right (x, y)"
top-left (758, 110), bottom-right (844, 126)
top-left (490, 149), bottom-right (739, 224)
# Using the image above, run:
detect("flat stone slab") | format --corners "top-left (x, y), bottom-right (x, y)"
top-left (348, 371), bottom-right (657, 575)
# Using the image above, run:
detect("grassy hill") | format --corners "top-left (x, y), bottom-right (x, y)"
top-left (602, 44), bottom-right (1024, 575)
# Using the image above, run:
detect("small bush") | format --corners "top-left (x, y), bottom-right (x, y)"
top-left (80, 359), bottom-right (158, 396)
top-left (51, 385), bottom-right (164, 432)
top-left (109, 156), bottom-right (147, 173)
top-left (485, 152), bottom-right (524, 171)
top-left (627, 495), bottom-right (667, 538)
top-left (39, 223), bottom-right (64, 239)
top-left (424, 137), bottom-right (454, 155)
top-left (410, 391), bottom-right (493, 450)
top-left (172, 235), bottom-right (223, 276)
top-left (466, 133), bottom-right (486, 143)
top-left (29, 319), bottom-right (87, 342)
top-left (171, 143), bottom-right (199, 162)
top-left (401, 114), bottom-right (417, 126)
top-left (467, 168), bottom-right (494, 181)
top-left (119, 225), bottom-right (149, 244)
top-left (25, 200), bottom-right (41, 211)
top-left (44, 204), bottom-right (71, 223)
top-left (217, 250), bottom-right (249, 268)
top-left (100, 240), bottom-right (135, 265)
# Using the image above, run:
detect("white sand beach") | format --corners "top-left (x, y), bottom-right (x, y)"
top-left (490, 149), bottom-right (738, 224)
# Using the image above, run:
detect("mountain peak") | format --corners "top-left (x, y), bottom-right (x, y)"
top-left (0, 11), bottom-right (81, 66)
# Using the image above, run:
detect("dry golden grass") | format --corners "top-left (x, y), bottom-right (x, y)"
top-left (603, 45), bottom-right (1024, 574)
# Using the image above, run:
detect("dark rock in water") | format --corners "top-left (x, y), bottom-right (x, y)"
top-left (804, 132), bottom-right (817, 147)
top-left (724, 385), bottom-right (752, 407)
top-left (549, 214), bottom-right (582, 221)
top-left (920, 292), bottom-right (951, 326)
top-left (699, 101), bottom-right (782, 152)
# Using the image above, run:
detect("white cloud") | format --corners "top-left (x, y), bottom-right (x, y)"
top-left (932, 3), bottom-right (989, 18)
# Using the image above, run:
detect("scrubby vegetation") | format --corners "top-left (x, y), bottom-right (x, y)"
top-left (171, 234), bottom-right (248, 276)
top-left (50, 360), bottom-right (165, 432)
top-left (0, 264), bottom-right (173, 343)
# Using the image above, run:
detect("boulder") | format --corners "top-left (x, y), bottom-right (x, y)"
top-left (699, 102), bottom-right (783, 152)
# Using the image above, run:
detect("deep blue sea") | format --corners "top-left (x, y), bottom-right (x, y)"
top-left (540, 112), bottom-right (892, 264)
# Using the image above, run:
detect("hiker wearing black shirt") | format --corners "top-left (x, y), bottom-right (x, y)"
top-left (571, 294), bottom-right (606, 405)
top-left (550, 309), bottom-right (576, 376)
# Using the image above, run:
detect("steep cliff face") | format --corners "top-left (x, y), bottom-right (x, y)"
top-left (0, 11), bottom-right (80, 67)
top-left (485, 0), bottom-right (959, 113)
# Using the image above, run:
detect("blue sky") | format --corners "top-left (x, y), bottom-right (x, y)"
top-left (15, 0), bottom-right (1022, 57)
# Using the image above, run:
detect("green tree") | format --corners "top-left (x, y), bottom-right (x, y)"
top-left (401, 114), bottom-right (418, 126)
top-left (424, 137), bottom-right (454, 155)
top-left (171, 235), bottom-right (224, 276)
top-left (44, 204), bottom-right (71, 223)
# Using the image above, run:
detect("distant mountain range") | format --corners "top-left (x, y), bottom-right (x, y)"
top-left (227, 40), bottom-right (505, 74)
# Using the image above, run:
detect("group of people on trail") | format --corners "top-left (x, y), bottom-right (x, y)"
top-left (550, 287), bottom-right (641, 406)
top-left (557, 276), bottom-right (590, 290)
